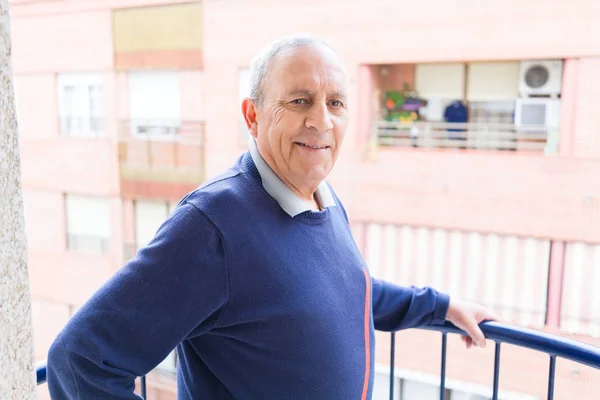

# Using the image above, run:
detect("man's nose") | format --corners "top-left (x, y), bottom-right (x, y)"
top-left (305, 102), bottom-right (334, 133)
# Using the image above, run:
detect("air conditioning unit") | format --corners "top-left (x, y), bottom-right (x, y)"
top-left (519, 60), bottom-right (563, 97)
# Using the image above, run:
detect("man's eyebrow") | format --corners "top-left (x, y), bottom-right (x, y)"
top-left (286, 89), bottom-right (347, 99)
top-left (286, 89), bottom-right (313, 97)
top-left (330, 91), bottom-right (347, 100)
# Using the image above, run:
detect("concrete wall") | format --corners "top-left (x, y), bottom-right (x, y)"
top-left (0, 0), bottom-right (36, 396)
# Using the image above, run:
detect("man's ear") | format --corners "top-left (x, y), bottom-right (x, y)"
top-left (242, 98), bottom-right (259, 138)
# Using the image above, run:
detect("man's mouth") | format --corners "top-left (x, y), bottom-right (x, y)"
top-left (295, 142), bottom-right (330, 150)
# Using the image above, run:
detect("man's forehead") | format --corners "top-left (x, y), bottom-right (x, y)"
top-left (269, 47), bottom-right (348, 95)
top-left (277, 45), bottom-right (345, 73)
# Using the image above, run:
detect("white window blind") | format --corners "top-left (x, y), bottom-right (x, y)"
top-left (415, 63), bottom-right (465, 100)
top-left (65, 194), bottom-right (110, 254)
top-left (467, 61), bottom-right (520, 101)
top-left (128, 71), bottom-right (181, 136)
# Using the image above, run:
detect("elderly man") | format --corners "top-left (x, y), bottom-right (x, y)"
top-left (47, 34), bottom-right (496, 399)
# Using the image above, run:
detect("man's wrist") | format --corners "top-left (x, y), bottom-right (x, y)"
top-left (433, 292), bottom-right (451, 324)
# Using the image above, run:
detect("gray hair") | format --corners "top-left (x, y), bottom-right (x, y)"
top-left (248, 34), bottom-right (338, 107)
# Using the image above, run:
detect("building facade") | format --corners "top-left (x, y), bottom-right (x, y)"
top-left (9, 0), bottom-right (600, 398)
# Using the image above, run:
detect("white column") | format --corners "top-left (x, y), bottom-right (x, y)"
top-left (0, 0), bottom-right (37, 397)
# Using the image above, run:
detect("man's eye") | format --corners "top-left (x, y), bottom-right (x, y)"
top-left (291, 99), bottom-right (307, 105)
top-left (330, 100), bottom-right (344, 107)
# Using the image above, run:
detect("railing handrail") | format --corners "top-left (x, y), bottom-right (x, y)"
top-left (36, 360), bottom-right (47, 385)
top-left (423, 321), bottom-right (600, 369)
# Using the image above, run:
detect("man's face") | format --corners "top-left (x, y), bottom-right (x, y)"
top-left (248, 45), bottom-right (349, 192)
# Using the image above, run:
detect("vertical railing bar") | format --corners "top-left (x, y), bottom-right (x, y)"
top-left (492, 342), bottom-right (501, 400)
top-left (389, 332), bottom-right (395, 400)
top-left (440, 333), bottom-right (447, 400)
top-left (141, 375), bottom-right (147, 399)
top-left (547, 355), bottom-right (556, 400)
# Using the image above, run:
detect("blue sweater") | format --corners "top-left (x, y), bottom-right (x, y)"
top-left (47, 151), bottom-right (450, 399)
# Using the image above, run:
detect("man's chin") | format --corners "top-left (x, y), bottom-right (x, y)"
top-left (297, 165), bottom-right (331, 183)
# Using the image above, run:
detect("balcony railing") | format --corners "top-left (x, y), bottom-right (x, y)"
top-left (59, 117), bottom-right (105, 138)
top-left (35, 321), bottom-right (600, 399)
top-left (118, 119), bottom-right (205, 184)
top-left (390, 322), bottom-right (600, 400)
top-left (373, 121), bottom-right (559, 153)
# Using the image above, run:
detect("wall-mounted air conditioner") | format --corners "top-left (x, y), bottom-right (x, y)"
top-left (519, 60), bottom-right (563, 97)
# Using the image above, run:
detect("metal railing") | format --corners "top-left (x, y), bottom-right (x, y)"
top-left (389, 321), bottom-right (600, 400)
top-left (34, 321), bottom-right (600, 399)
top-left (118, 119), bottom-right (205, 184)
top-left (374, 121), bottom-right (559, 153)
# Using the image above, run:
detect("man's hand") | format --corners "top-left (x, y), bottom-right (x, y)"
top-left (446, 298), bottom-right (500, 349)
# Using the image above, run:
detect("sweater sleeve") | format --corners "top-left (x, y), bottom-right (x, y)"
top-left (47, 203), bottom-right (229, 399)
top-left (371, 278), bottom-right (450, 332)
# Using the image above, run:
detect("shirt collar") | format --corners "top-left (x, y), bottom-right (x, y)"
top-left (248, 138), bottom-right (336, 217)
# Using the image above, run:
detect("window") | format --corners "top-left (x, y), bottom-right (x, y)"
top-left (65, 194), bottom-right (110, 254)
top-left (134, 200), bottom-right (171, 250)
top-left (466, 62), bottom-right (520, 126)
top-left (57, 74), bottom-right (104, 137)
top-left (238, 68), bottom-right (251, 146)
top-left (128, 71), bottom-right (181, 137)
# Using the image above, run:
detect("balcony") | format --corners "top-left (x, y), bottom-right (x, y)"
top-left (118, 120), bottom-right (205, 197)
top-left (373, 121), bottom-right (559, 154)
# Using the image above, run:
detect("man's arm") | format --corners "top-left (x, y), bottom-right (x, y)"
top-left (371, 278), bottom-right (499, 348)
top-left (47, 203), bottom-right (229, 399)
top-left (371, 278), bottom-right (449, 332)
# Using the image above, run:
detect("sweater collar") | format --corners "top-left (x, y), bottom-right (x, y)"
top-left (248, 138), bottom-right (335, 217)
